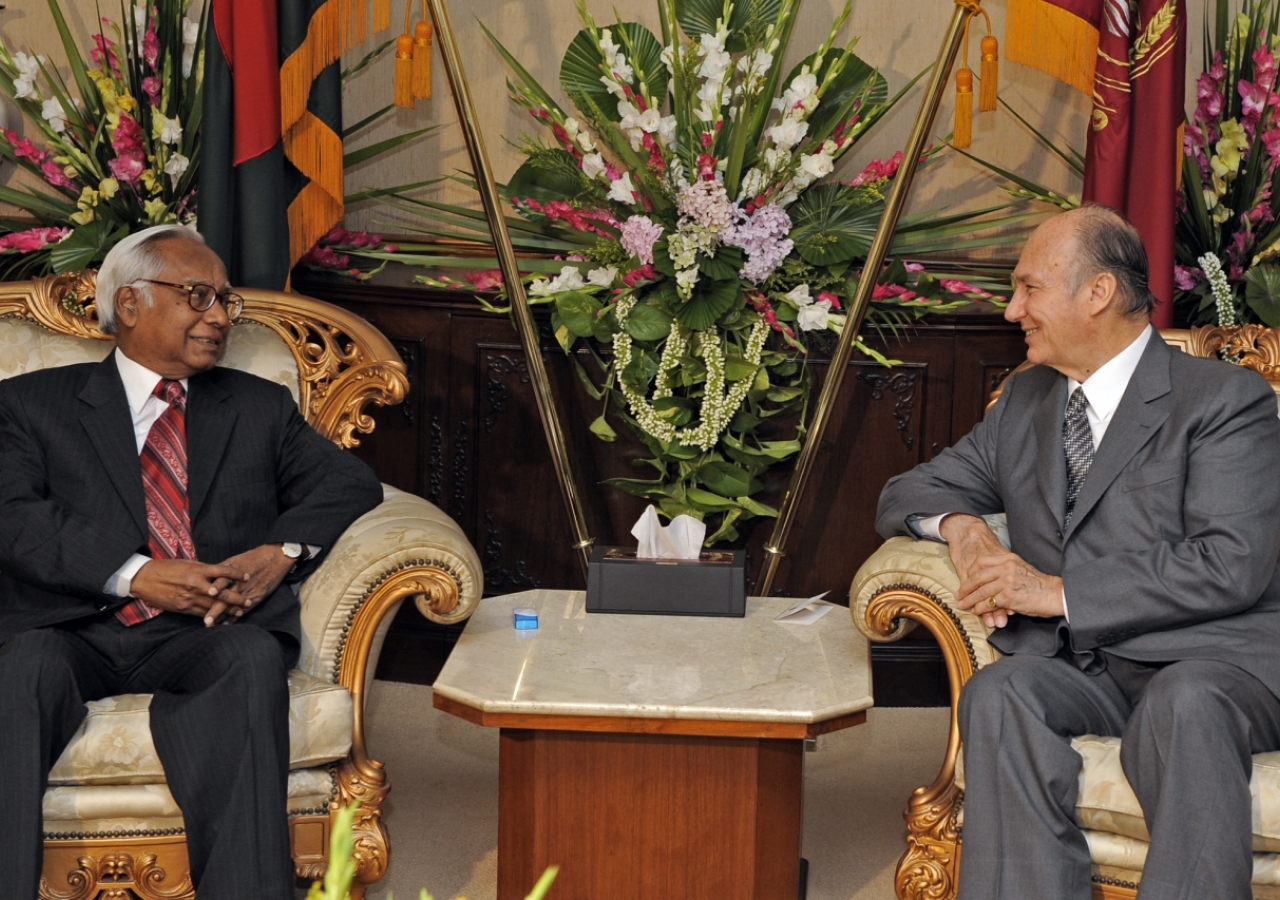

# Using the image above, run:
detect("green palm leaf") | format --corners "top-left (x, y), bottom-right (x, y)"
top-left (674, 0), bottom-right (783, 52)
top-left (789, 184), bottom-right (883, 266)
top-left (561, 23), bottom-right (667, 115)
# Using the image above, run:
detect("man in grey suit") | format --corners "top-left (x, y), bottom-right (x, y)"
top-left (0, 225), bottom-right (383, 899)
top-left (877, 205), bottom-right (1280, 900)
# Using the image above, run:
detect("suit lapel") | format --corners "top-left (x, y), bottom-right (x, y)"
top-left (186, 372), bottom-right (237, 524)
top-left (78, 355), bottom-right (147, 536)
top-left (1034, 375), bottom-right (1069, 531)
top-left (1065, 336), bottom-right (1173, 537)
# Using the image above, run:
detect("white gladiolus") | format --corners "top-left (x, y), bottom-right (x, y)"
top-left (581, 153), bottom-right (606, 180)
top-left (768, 118), bottom-right (808, 150)
top-left (154, 114), bottom-right (183, 145)
top-left (182, 18), bottom-right (200, 46)
top-left (576, 131), bottom-right (597, 152)
top-left (607, 172), bottom-right (636, 204)
top-left (658, 115), bottom-right (677, 144)
top-left (638, 108), bottom-right (662, 133)
top-left (529, 266), bottom-right (587, 296)
top-left (799, 151), bottom-right (835, 180)
top-left (14, 52), bottom-right (40, 81)
top-left (164, 153), bottom-right (190, 185)
top-left (784, 284), bottom-right (812, 307)
top-left (587, 266), bottom-right (617, 287)
top-left (41, 98), bottom-right (68, 133)
top-left (797, 299), bottom-right (832, 332)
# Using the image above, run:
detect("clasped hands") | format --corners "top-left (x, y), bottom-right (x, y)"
top-left (939, 514), bottom-right (1065, 629)
top-left (128, 544), bottom-right (297, 627)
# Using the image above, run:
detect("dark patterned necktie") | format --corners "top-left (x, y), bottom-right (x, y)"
top-left (116, 379), bottom-right (195, 625)
top-left (1063, 386), bottom-right (1095, 528)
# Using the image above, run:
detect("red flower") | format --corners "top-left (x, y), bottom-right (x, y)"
top-left (91, 33), bottom-right (121, 75)
top-left (4, 130), bottom-right (48, 164)
top-left (622, 264), bottom-right (658, 287)
top-left (41, 160), bottom-right (75, 189)
top-left (109, 113), bottom-right (147, 184)
top-left (0, 226), bottom-right (71, 253)
top-left (464, 269), bottom-right (504, 291)
top-left (142, 76), bottom-right (162, 107)
top-left (142, 23), bottom-right (160, 69)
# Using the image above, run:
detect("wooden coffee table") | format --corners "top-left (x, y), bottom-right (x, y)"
top-left (433, 589), bottom-right (873, 900)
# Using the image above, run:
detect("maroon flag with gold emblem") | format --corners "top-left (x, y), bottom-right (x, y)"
top-left (1007, 0), bottom-right (1187, 327)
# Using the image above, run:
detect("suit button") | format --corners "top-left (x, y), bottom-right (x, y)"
top-left (1055, 529), bottom-right (1062, 539)
top-left (96, 601), bottom-right (109, 612)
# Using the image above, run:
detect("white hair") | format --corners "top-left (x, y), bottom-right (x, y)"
top-left (96, 225), bottom-right (207, 335)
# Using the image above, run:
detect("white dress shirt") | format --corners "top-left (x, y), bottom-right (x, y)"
top-left (102, 350), bottom-right (316, 597)
top-left (917, 326), bottom-right (1154, 621)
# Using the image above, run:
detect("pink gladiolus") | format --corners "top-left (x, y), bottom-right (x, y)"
top-left (40, 160), bottom-right (75, 189)
top-left (143, 23), bottom-right (160, 68)
top-left (91, 33), bottom-right (120, 75)
top-left (109, 113), bottom-right (147, 184)
top-left (940, 278), bottom-right (993, 298)
top-left (848, 151), bottom-right (904, 187)
top-left (142, 76), bottom-right (162, 107)
top-left (4, 130), bottom-right (48, 164)
top-left (383, 244), bottom-right (399, 253)
top-left (464, 269), bottom-right (504, 290)
top-left (1174, 265), bottom-right (1201, 291)
top-left (816, 291), bottom-right (842, 310)
top-left (1263, 127), bottom-right (1280, 160)
top-left (621, 264), bottom-right (658, 287)
top-left (299, 245), bottom-right (350, 269)
top-left (1256, 46), bottom-right (1278, 92)
top-left (1240, 80), bottom-right (1269, 123)
top-left (0, 226), bottom-right (70, 253)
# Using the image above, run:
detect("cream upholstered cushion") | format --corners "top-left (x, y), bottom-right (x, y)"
top-left (856, 533), bottom-right (1280, 881)
top-left (851, 535), bottom-right (1003, 669)
top-left (43, 767), bottom-right (334, 835)
top-left (0, 317), bottom-right (300, 399)
top-left (296, 485), bottom-right (483, 686)
top-left (48, 670), bottom-right (352, 787)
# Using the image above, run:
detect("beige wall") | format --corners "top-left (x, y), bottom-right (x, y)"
top-left (1, 0), bottom-right (1211, 257)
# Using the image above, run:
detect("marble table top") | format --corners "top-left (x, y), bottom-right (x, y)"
top-left (433, 589), bottom-right (873, 725)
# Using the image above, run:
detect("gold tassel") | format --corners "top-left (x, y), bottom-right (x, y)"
top-left (979, 34), bottom-right (998, 112)
top-left (955, 66), bottom-right (973, 149)
top-left (394, 0), bottom-right (415, 109)
top-left (374, 0), bottom-right (391, 33)
top-left (411, 11), bottom-right (433, 100)
top-left (395, 33), bottom-right (415, 108)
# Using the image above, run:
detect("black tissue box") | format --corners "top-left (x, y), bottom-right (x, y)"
top-left (585, 546), bottom-right (746, 617)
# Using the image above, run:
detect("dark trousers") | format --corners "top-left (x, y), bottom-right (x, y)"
top-left (0, 612), bottom-right (298, 900)
top-left (956, 652), bottom-right (1280, 900)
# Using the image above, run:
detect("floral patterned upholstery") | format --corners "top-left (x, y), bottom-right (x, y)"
top-left (47, 670), bottom-right (352, 787)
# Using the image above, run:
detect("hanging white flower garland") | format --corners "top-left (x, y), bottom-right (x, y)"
top-left (612, 295), bottom-right (768, 451)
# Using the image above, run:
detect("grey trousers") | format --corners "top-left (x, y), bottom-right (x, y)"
top-left (956, 652), bottom-right (1280, 900)
top-left (0, 613), bottom-right (298, 900)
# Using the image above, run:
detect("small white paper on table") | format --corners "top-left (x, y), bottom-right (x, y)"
top-left (774, 591), bottom-right (835, 625)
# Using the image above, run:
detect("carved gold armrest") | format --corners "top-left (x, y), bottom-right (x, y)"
top-left (850, 536), bottom-right (1004, 900)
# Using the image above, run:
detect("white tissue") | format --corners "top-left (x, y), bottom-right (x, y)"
top-left (631, 505), bottom-right (705, 560)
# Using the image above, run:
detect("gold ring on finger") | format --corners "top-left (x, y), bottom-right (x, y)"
top-left (987, 596), bottom-right (997, 610)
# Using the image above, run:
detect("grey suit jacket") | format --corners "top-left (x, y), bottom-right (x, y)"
top-left (877, 333), bottom-right (1280, 695)
top-left (0, 354), bottom-right (384, 648)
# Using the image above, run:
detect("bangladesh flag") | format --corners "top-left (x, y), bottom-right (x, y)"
top-left (199, 0), bottom-right (353, 289)
top-left (1006, 0), bottom-right (1186, 327)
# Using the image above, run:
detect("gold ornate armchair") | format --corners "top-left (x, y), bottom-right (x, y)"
top-left (851, 325), bottom-right (1280, 900)
top-left (0, 273), bottom-right (483, 900)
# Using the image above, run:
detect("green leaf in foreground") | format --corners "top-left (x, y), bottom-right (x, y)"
top-left (1247, 264), bottom-right (1280, 326)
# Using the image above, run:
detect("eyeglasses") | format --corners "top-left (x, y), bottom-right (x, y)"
top-left (138, 279), bottom-right (244, 320)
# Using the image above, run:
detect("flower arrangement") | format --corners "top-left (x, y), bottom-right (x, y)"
top-left (310, 0), bottom-right (1023, 545)
top-left (0, 0), bottom-right (203, 277)
top-left (1175, 0), bottom-right (1280, 326)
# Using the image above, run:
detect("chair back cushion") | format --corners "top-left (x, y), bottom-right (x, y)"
top-left (0, 317), bottom-right (301, 402)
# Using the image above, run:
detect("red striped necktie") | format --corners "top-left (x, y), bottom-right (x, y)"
top-left (116, 379), bottom-right (196, 626)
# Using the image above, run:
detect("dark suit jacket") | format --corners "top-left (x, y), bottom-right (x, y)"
top-left (0, 353), bottom-right (384, 648)
top-left (877, 333), bottom-right (1280, 696)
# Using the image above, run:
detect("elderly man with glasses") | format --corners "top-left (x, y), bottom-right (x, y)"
top-left (0, 225), bottom-right (383, 900)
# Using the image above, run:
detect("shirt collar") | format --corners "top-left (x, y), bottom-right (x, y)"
top-left (114, 348), bottom-right (188, 415)
top-left (1066, 325), bottom-right (1153, 420)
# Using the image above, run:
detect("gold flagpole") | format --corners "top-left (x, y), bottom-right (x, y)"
top-left (428, 0), bottom-right (595, 580)
top-left (757, 2), bottom-right (974, 597)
